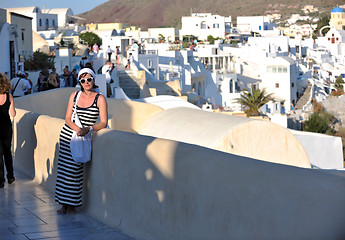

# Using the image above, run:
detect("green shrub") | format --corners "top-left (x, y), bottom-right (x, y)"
top-left (79, 32), bottom-right (102, 46)
top-left (24, 51), bottom-right (55, 71)
top-left (303, 112), bottom-right (334, 134)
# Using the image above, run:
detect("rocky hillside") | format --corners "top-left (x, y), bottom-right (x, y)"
top-left (78, 0), bottom-right (340, 29)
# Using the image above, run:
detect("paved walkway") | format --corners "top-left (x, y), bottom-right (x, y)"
top-left (0, 170), bottom-right (134, 240)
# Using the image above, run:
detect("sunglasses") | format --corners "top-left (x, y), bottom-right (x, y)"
top-left (79, 77), bottom-right (93, 84)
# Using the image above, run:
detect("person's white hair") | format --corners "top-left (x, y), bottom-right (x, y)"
top-left (77, 68), bottom-right (95, 80)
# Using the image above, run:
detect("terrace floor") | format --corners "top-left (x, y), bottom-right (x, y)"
top-left (0, 170), bottom-right (134, 240)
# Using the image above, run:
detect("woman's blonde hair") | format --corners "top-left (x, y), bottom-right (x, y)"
top-left (48, 73), bottom-right (56, 81)
top-left (0, 73), bottom-right (12, 94)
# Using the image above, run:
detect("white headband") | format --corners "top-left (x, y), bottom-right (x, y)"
top-left (78, 68), bottom-right (96, 80)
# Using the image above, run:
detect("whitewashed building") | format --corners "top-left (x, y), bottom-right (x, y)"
top-left (222, 44), bottom-right (298, 112)
top-left (5, 7), bottom-right (58, 32)
top-left (148, 28), bottom-right (179, 43)
top-left (236, 16), bottom-right (278, 36)
top-left (0, 8), bottom-right (31, 78)
top-left (323, 27), bottom-right (345, 59)
top-left (180, 13), bottom-right (232, 40)
top-left (283, 24), bottom-right (316, 38)
top-left (41, 8), bottom-right (75, 29)
top-left (6, 10), bottom-right (33, 60)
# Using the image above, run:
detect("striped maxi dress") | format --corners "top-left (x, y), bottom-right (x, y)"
top-left (55, 91), bottom-right (100, 207)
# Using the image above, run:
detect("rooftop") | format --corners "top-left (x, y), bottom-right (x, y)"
top-left (332, 7), bottom-right (345, 13)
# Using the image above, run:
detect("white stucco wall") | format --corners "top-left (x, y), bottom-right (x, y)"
top-left (12, 106), bottom-right (345, 240)
top-left (180, 13), bottom-right (230, 40)
top-left (0, 23), bottom-right (12, 76)
top-left (148, 28), bottom-right (178, 42)
top-left (291, 130), bottom-right (344, 169)
top-left (10, 13), bottom-right (33, 58)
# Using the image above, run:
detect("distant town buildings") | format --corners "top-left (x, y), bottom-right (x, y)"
top-left (302, 5), bottom-right (318, 14)
top-left (5, 7), bottom-right (58, 32)
top-left (283, 24), bottom-right (316, 38)
top-left (236, 16), bottom-right (279, 36)
top-left (180, 13), bottom-right (232, 41)
top-left (330, 6), bottom-right (345, 30)
top-left (2, 3), bottom-right (345, 130)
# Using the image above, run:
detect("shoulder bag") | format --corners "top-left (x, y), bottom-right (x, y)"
top-left (11, 78), bottom-right (22, 96)
top-left (69, 91), bottom-right (93, 163)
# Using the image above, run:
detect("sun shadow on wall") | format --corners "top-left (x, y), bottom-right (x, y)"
top-left (13, 110), bottom-right (40, 179)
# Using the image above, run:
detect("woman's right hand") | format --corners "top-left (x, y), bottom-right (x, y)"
top-left (77, 127), bottom-right (89, 136)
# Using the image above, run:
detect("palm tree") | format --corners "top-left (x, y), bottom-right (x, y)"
top-left (237, 86), bottom-right (273, 116)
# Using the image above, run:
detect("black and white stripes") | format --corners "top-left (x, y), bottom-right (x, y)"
top-left (55, 92), bottom-right (100, 207)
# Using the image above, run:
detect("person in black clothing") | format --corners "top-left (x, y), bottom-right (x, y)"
top-left (71, 69), bottom-right (78, 87)
top-left (0, 73), bottom-right (16, 188)
top-left (47, 73), bottom-right (59, 90)
top-left (37, 71), bottom-right (48, 92)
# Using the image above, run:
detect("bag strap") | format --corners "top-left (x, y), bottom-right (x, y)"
top-left (72, 91), bottom-right (81, 124)
top-left (12, 78), bottom-right (22, 95)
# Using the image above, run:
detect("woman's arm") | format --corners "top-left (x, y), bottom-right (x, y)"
top-left (49, 78), bottom-right (59, 87)
top-left (65, 92), bottom-right (82, 132)
top-left (93, 94), bottom-right (108, 131)
top-left (9, 93), bottom-right (16, 117)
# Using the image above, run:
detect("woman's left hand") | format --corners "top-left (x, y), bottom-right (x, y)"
top-left (77, 127), bottom-right (90, 136)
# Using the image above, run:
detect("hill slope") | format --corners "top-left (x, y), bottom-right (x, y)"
top-left (78, 0), bottom-right (340, 29)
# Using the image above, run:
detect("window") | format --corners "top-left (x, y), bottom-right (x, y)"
top-left (52, 20), bottom-right (55, 26)
top-left (21, 32), bottom-right (24, 41)
top-left (259, 26), bottom-right (262, 30)
top-left (276, 83), bottom-right (279, 88)
top-left (46, 19), bottom-right (49, 27)
top-left (267, 66), bottom-right (287, 73)
top-left (39, 19), bottom-right (42, 27)
top-left (213, 23), bottom-right (219, 28)
top-left (201, 22), bottom-right (206, 29)
top-left (230, 79), bottom-right (233, 93)
top-left (292, 82), bottom-right (294, 87)
top-left (148, 60), bottom-right (152, 68)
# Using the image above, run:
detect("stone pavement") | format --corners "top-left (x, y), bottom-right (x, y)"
top-left (0, 170), bottom-right (134, 240)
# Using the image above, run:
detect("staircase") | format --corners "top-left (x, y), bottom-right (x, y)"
top-left (295, 85), bottom-right (311, 110)
top-left (118, 69), bottom-right (145, 99)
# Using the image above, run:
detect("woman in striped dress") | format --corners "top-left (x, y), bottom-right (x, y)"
top-left (55, 68), bottom-right (108, 214)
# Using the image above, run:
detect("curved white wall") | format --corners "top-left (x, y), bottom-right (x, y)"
top-left (140, 107), bottom-right (311, 168)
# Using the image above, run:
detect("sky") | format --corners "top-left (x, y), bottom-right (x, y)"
top-left (0, 0), bottom-right (108, 15)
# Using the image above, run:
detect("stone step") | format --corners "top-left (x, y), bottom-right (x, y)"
top-left (121, 88), bottom-right (140, 98)
top-left (118, 68), bottom-right (143, 99)
top-left (295, 86), bottom-right (311, 109)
